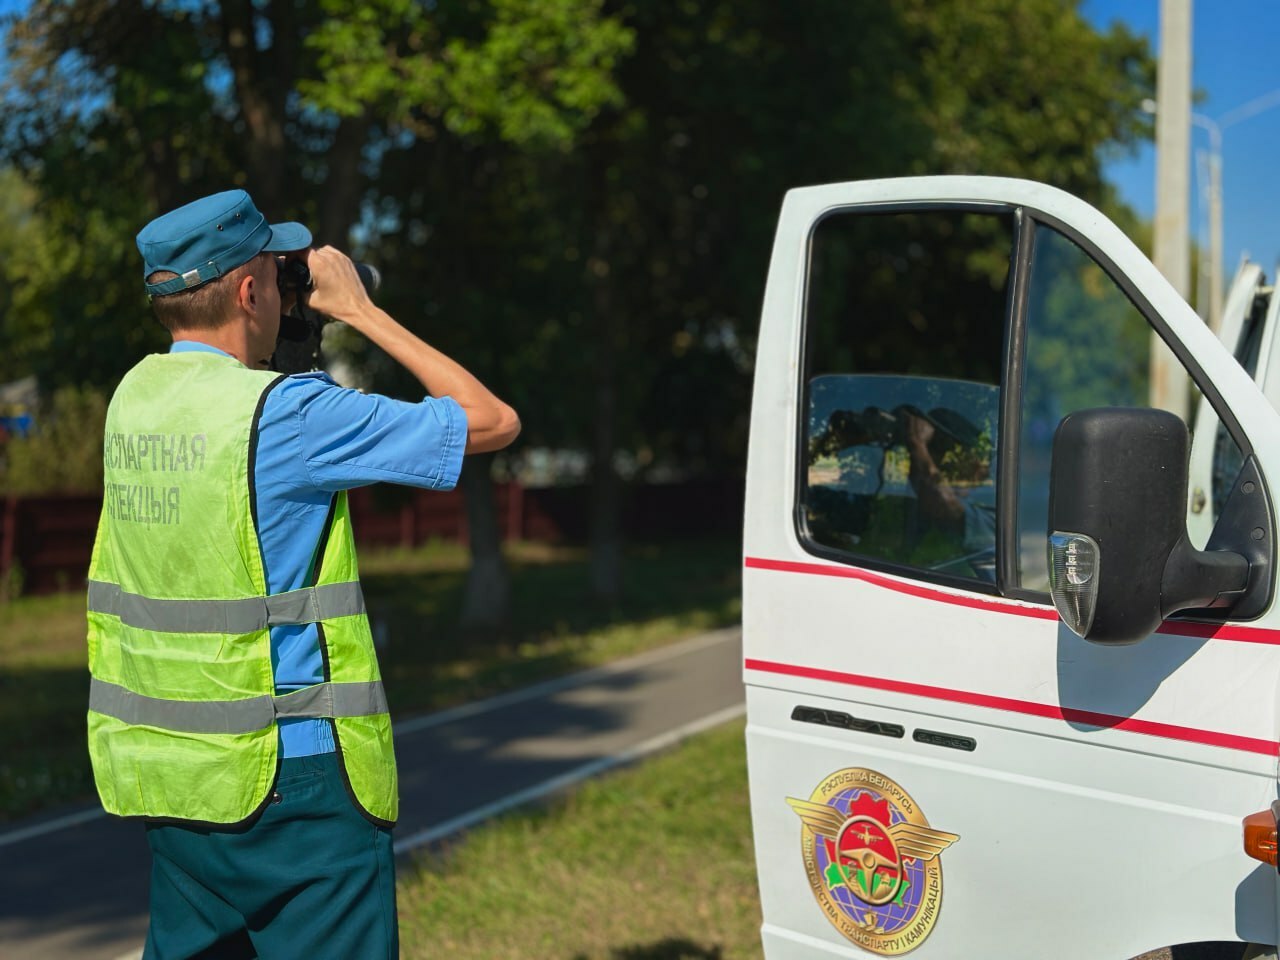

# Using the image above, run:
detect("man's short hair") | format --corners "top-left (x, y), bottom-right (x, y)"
top-left (147, 253), bottom-right (270, 333)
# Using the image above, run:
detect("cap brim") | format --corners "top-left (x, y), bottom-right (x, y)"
top-left (263, 221), bottom-right (312, 253)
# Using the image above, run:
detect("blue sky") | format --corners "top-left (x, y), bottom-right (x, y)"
top-left (1084, 0), bottom-right (1280, 275)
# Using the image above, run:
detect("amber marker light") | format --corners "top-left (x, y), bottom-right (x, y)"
top-left (1242, 802), bottom-right (1280, 867)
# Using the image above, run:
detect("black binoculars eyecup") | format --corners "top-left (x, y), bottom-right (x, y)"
top-left (270, 261), bottom-right (381, 373)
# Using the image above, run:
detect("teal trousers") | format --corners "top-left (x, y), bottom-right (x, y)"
top-left (142, 752), bottom-right (398, 959)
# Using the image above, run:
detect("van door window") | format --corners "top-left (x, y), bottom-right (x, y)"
top-left (801, 210), bottom-right (1014, 584)
top-left (1017, 225), bottom-right (1242, 592)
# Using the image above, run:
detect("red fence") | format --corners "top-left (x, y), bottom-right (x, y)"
top-left (0, 479), bottom-right (742, 595)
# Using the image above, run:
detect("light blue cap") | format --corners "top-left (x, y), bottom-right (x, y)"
top-left (136, 190), bottom-right (311, 298)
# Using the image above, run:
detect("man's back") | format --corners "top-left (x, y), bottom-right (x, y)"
top-left (96, 188), bottom-right (518, 958)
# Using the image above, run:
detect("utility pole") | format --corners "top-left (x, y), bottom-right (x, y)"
top-left (1205, 132), bottom-right (1223, 332)
top-left (1150, 0), bottom-right (1192, 418)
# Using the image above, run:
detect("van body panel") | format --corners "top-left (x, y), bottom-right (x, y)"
top-left (744, 176), bottom-right (1280, 957)
top-left (748, 687), bottom-right (1276, 959)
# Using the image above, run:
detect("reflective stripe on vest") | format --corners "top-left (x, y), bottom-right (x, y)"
top-left (89, 677), bottom-right (388, 734)
top-left (86, 579), bottom-right (365, 633)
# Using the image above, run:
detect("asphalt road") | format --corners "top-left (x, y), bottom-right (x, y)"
top-left (0, 628), bottom-right (745, 960)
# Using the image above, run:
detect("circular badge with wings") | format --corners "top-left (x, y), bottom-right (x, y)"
top-left (786, 768), bottom-right (958, 955)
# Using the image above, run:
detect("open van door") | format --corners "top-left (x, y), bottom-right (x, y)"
top-left (743, 177), bottom-right (1280, 959)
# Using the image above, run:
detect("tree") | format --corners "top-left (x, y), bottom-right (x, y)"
top-left (2, 0), bottom-right (632, 626)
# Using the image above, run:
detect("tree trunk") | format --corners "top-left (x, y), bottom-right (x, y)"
top-left (459, 453), bottom-right (511, 630)
top-left (219, 0), bottom-right (290, 204)
top-left (588, 221), bottom-right (623, 603)
top-left (590, 427), bottom-right (623, 601)
top-left (317, 115), bottom-right (371, 245)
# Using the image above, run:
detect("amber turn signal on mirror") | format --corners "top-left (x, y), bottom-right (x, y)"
top-left (1243, 803), bottom-right (1280, 867)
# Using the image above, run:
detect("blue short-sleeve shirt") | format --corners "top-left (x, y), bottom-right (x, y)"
top-left (170, 341), bottom-right (467, 756)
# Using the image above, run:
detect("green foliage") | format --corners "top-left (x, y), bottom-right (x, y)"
top-left (897, 0), bottom-right (1153, 195)
top-left (1023, 226), bottom-right (1152, 423)
top-left (0, 168), bottom-right (52, 383)
top-left (438, 0), bottom-right (633, 146)
top-left (303, 0), bottom-right (633, 149)
top-left (1, 385), bottom-right (108, 494)
top-left (301, 0), bottom-right (443, 123)
top-left (1, 1), bottom-right (248, 388)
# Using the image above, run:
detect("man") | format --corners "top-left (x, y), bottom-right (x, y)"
top-left (86, 189), bottom-right (519, 958)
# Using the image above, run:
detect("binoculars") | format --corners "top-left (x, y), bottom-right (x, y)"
top-left (271, 257), bottom-right (381, 374)
top-left (275, 258), bottom-right (381, 299)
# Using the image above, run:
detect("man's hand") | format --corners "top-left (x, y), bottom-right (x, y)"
top-left (304, 246), bottom-right (375, 325)
top-left (898, 408), bottom-right (936, 455)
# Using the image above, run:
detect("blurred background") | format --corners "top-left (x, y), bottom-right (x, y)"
top-left (0, 0), bottom-right (1276, 956)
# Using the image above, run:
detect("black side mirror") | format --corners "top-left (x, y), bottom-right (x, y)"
top-left (1048, 408), bottom-right (1251, 644)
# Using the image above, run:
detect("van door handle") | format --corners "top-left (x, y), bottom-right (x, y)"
top-left (791, 705), bottom-right (904, 739)
top-left (913, 729), bottom-right (977, 752)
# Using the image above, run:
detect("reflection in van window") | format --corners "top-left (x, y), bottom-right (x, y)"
top-left (1017, 227), bottom-right (1150, 590)
top-left (802, 211), bottom-right (1013, 582)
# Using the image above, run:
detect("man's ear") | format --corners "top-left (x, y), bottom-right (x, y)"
top-left (237, 272), bottom-right (257, 314)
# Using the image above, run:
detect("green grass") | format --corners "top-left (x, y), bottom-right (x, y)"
top-left (398, 719), bottom-right (763, 960)
top-left (0, 538), bottom-right (741, 821)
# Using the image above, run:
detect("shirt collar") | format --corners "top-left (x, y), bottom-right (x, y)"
top-left (169, 340), bottom-right (233, 359)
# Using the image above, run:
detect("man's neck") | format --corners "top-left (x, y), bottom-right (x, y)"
top-left (172, 328), bottom-right (255, 368)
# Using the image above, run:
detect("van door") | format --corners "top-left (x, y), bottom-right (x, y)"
top-left (744, 177), bottom-right (1280, 959)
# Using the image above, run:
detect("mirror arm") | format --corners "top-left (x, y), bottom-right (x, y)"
top-left (1190, 456), bottom-right (1275, 619)
top-left (1161, 539), bottom-right (1249, 614)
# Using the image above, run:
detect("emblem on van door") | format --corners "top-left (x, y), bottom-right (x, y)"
top-left (787, 768), bottom-right (958, 955)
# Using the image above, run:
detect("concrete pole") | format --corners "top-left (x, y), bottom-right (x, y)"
top-left (1194, 148), bottom-right (1211, 323)
top-left (1150, 0), bottom-right (1192, 418)
top-left (1207, 146), bottom-right (1224, 332)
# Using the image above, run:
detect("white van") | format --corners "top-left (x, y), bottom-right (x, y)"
top-left (743, 177), bottom-right (1280, 959)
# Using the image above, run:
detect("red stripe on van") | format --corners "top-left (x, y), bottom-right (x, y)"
top-left (743, 555), bottom-right (1280, 646)
top-left (743, 657), bottom-right (1278, 756)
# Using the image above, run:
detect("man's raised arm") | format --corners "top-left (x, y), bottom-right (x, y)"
top-left (305, 245), bottom-right (521, 453)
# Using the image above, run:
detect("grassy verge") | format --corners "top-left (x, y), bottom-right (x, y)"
top-left (398, 719), bottom-right (762, 960)
top-left (0, 538), bottom-right (740, 821)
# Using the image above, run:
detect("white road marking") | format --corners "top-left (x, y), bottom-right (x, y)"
top-left (392, 702), bottom-right (746, 855)
top-left (0, 807), bottom-right (106, 850)
top-left (0, 628), bottom-right (742, 850)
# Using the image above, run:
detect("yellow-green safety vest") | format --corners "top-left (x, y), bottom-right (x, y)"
top-left (86, 350), bottom-right (397, 826)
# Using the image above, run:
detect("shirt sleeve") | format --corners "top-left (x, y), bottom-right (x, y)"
top-left (266, 372), bottom-right (467, 494)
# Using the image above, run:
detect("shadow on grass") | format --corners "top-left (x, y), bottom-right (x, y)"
top-left (0, 664), bottom-right (94, 820)
top-left (369, 539), bottom-right (742, 716)
top-left (571, 940), bottom-right (724, 960)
